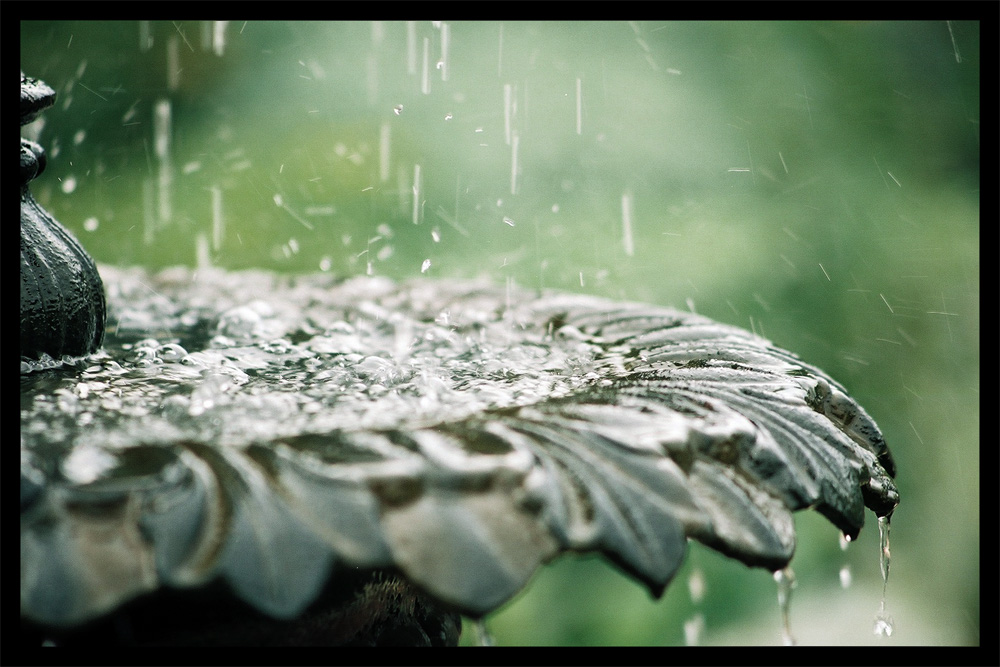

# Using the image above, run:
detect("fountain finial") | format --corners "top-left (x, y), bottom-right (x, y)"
top-left (20, 72), bottom-right (106, 361)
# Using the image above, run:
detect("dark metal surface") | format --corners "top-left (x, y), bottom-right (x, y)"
top-left (20, 73), bottom-right (106, 361)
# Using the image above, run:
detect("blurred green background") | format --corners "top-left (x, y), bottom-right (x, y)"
top-left (21, 21), bottom-right (979, 645)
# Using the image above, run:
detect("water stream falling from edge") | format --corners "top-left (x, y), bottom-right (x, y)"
top-left (773, 567), bottom-right (797, 646)
top-left (474, 619), bottom-right (495, 647)
top-left (873, 515), bottom-right (894, 637)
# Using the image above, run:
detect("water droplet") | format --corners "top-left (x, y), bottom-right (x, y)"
top-left (502, 216), bottom-right (515, 227)
top-left (158, 343), bottom-right (188, 361)
top-left (683, 612), bottom-right (705, 646)
top-left (687, 567), bottom-right (705, 604)
top-left (773, 567), bottom-right (797, 646)
top-left (838, 532), bottom-right (853, 588)
top-left (61, 175), bottom-right (77, 194)
top-left (444, 112), bottom-right (453, 121)
top-left (421, 259), bottom-right (431, 273)
top-left (83, 217), bottom-right (99, 232)
top-left (196, 232), bottom-right (212, 270)
top-left (393, 104), bottom-right (403, 115)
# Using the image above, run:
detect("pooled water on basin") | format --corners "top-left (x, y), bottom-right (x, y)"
top-left (21, 266), bottom-right (603, 469)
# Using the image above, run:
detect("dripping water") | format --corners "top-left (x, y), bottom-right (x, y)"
top-left (838, 532), bottom-right (853, 589)
top-left (473, 619), bottom-right (495, 646)
top-left (773, 566), bottom-right (796, 646)
top-left (683, 566), bottom-right (705, 646)
top-left (873, 514), bottom-right (894, 637)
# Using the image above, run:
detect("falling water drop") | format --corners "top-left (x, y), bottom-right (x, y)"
top-left (773, 567), bottom-right (797, 646)
top-left (211, 20), bottom-right (228, 57)
top-left (412, 164), bottom-right (422, 224)
top-left (683, 566), bottom-right (706, 645)
top-left (421, 259), bottom-right (431, 273)
top-left (839, 565), bottom-right (853, 589)
top-left (421, 36), bottom-right (430, 94)
top-left (405, 21), bottom-right (417, 74)
top-left (474, 619), bottom-right (495, 646)
top-left (438, 22), bottom-right (450, 82)
top-left (687, 567), bottom-right (705, 604)
top-left (683, 613), bottom-right (705, 646)
top-left (873, 514), bottom-right (895, 637)
top-left (838, 532), bottom-right (853, 588)
top-left (139, 20), bottom-right (153, 51)
top-left (154, 98), bottom-right (173, 225)
top-left (621, 191), bottom-right (635, 257)
top-left (195, 232), bottom-right (211, 270)
top-left (166, 35), bottom-right (180, 90)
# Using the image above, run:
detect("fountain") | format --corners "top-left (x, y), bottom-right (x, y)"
top-left (20, 68), bottom-right (898, 646)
